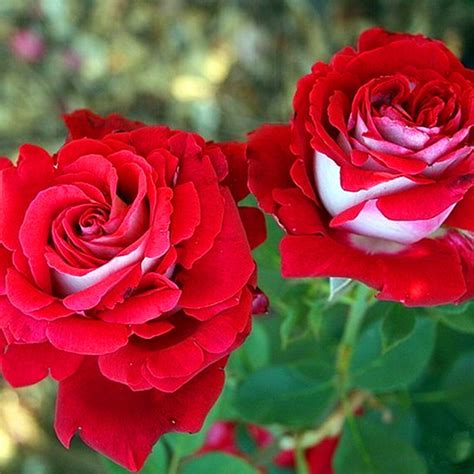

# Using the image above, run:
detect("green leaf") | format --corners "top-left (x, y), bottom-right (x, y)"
top-left (351, 317), bottom-right (435, 392)
top-left (334, 417), bottom-right (427, 474)
top-left (102, 440), bottom-right (168, 474)
top-left (252, 217), bottom-right (285, 303)
top-left (443, 353), bottom-right (474, 427)
top-left (280, 305), bottom-right (309, 348)
top-left (180, 453), bottom-right (258, 474)
top-left (268, 467), bottom-right (294, 474)
top-left (380, 306), bottom-right (416, 353)
top-left (436, 301), bottom-right (474, 315)
top-left (234, 359), bottom-right (337, 427)
top-left (365, 403), bottom-right (418, 444)
top-left (437, 303), bottom-right (474, 334)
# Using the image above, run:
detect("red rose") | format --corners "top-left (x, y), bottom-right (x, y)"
top-left (249, 28), bottom-right (474, 306)
top-left (274, 437), bottom-right (339, 474)
top-left (200, 421), bottom-right (338, 473)
top-left (0, 110), bottom-right (265, 471)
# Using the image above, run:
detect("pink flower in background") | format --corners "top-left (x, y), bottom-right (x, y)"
top-left (10, 29), bottom-right (45, 63)
top-left (61, 48), bottom-right (82, 72)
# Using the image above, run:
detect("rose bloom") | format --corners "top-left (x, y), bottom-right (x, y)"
top-left (200, 421), bottom-right (338, 474)
top-left (249, 28), bottom-right (474, 306)
top-left (0, 110), bottom-right (266, 471)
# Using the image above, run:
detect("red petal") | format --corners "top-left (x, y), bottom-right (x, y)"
top-left (0, 246), bottom-right (12, 294)
top-left (2, 342), bottom-right (83, 387)
top-left (99, 274), bottom-right (180, 324)
top-left (376, 175), bottom-right (474, 220)
top-left (238, 207), bottom-right (267, 249)
top-left (20, 184), bottom-right (92, 292)
top-left (145, 187), bottom-right (173, 258)
top-left (57, 138), bottom-right (113, 168)
top-left (281, 233), bottom-right (467, 306)
top-left (179, 188), bottom-right (254, 308)
top-left (146, 338), bottom-right (204, 379)
top-left (170, 182), bottom-right (201, 244)
top-left (0, 145), bottom-right (54, 251)
top-left (248, 124), bottom-right (296, 213)
top-left (6, 268), bottom-right (71, 320)
top-left (377, 237), bottom-right (467, 305)
top-left (218, 141), bottom-right (249, 202)
top-left (63, 109), bottom-right (144, 141)
top-left (177, 154), bottom-right (225, 269)
top-left (274, 188), bottom-right (326, 235)
top-left (62, 263), bottom-right (142, 311)
top-left (47, 317), bottom-right (130, 355)
top-left (445, 188), bottom-right (474, 231)
top-left (305, 436), bottom-right (339, 474)
top-left (0, 296), bottom-right (47, 343)
top-left (193, 288), bottom-right (252, 354)
top-left (55, 359), bottom-right (226, 471)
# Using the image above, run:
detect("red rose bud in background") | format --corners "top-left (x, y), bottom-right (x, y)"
top-left (9, 28), bottom-right (45, 63)
top-left (199, 421), bottom-right (338, 474)
top-left (249, 28), bottom-right (474, 306)
top-left (0, 110), bottom-right (266, 471)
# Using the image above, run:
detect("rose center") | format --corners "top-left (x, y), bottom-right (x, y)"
top-left (78, 207), bottom-right (109, 237)
top-left (369, 77), bottom-right (460, 130)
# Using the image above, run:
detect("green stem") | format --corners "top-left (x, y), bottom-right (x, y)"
top-left (336, 284), bottom-right (374, 471)
top-left (168, 451), bottom-right (180, 474)
top-left (336, 284), bottom-right (372, 388)
top-left (295, 435), bottom-right (310, 474)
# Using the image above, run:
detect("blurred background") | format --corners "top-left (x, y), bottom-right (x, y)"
top-left (1, 1), bottom-right (474, 473)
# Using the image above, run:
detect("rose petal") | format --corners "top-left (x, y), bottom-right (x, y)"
top-left (0, 296), bottom-right (47, 343)
top-left (55, 359), bottom-right (226, 471)
top-left (238, 207), bottom-right (267, 249)
top-left (281, 234), bottom-right (467, 305)
top-left (2, 342), bottom-right (83, 387)
top-left (6, 268), bottom-right (72, 319)
top-left (248, 124), bottom-right (296, 213)
top-left (63, 109), bottom-right (144, 141)
top-left (330, 199), bottom-right (455, 244)
top-left (46, 317), bottom-right (130, 355)
top-left (315, 151), bottom-right (419, 217)
top-left (99, 273), bottom-right (181, 324)
top-left (179, 188), bottom-right (254, 308)
top-left (170, 182), bottom-right (201, 244)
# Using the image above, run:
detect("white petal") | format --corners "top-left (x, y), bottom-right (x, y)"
top-left (53, 239), bottom-right (146, 295)
top-left (337, 200), bottom-right (455, 244)
top-left (314, 151), bottom-right (418, 216)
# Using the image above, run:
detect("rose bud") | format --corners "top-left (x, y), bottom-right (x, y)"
top-left (0, 109), bottom-right (266, 471)
top-left (249, 28), bottom-right (474, 306)
top-left (9, 28), bottom-right (45, 63)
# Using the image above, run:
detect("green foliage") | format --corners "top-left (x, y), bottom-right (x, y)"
top-left (380, 305), bottom-right (416, 353)
top-left (235, 360), bottom-right (337, 427)
top-left (334, 417), bottom-right (427, 474)
top-left (181, 453), bottom-right (258, 474)
top-left (437, 302), bottom-right (474, 334)
top-left (350, 317), bottom-right (436, 392)
top-left (443, 353), bottom-right (474, 427)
